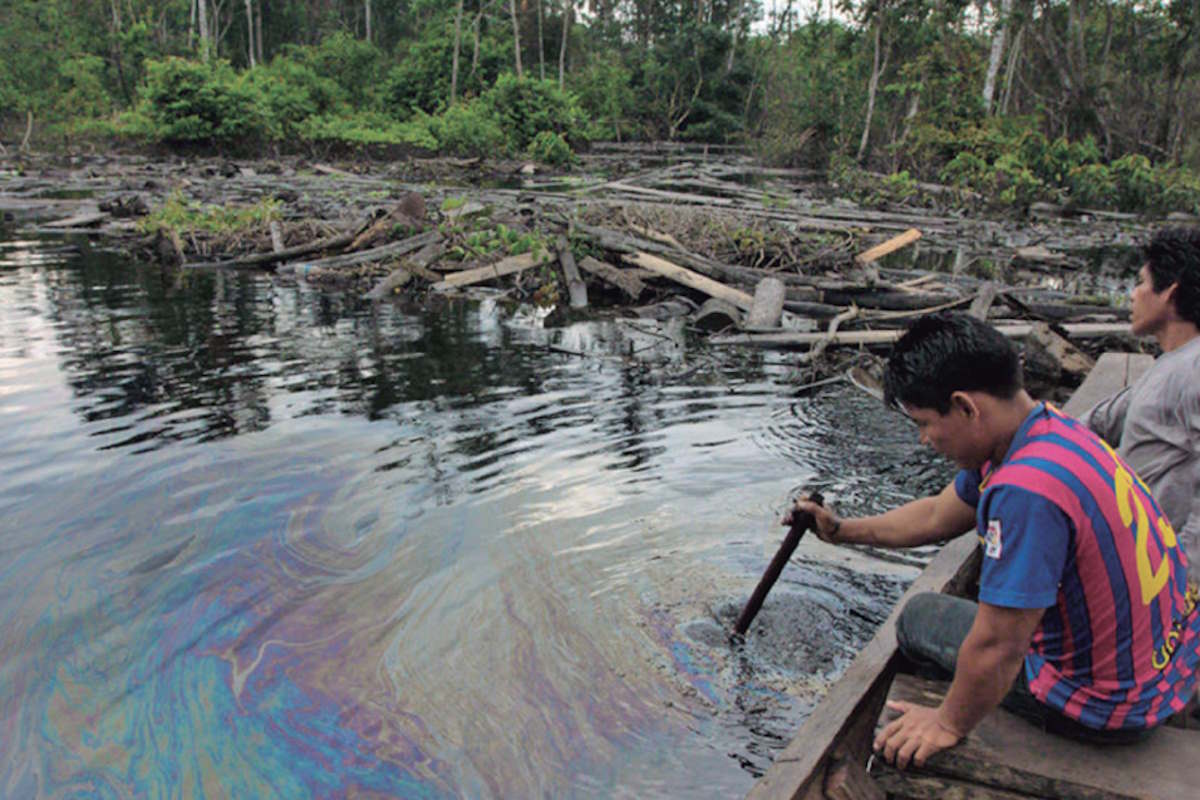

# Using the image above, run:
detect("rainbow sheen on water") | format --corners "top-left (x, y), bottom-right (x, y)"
top-left (0, 235), bottom-right (943, 797)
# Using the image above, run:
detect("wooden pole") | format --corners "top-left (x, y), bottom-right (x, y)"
top-left (733, 493), bottom-right (823, 638)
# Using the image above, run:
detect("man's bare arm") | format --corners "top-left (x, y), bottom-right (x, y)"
top-left (791, 481), bottom-right (976, 549)
top-left (875, 601), bottom-right (1044, 769)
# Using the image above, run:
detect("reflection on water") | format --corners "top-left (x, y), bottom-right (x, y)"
top-left (0, 233), bottom-right (950, 797)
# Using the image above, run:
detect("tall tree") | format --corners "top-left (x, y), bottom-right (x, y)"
top-left (509, 0), bottom-right (523, 77)
top-left (196, 0), bottom-right (211, 62)
top-left (981, 0), bottom-right (1013, 113)
top-left (451, 0), bottom-right (465, 104)
top-left (244, 0), bottom-right (256, 67)
top-left (559, 0), bottom-right (572, 89)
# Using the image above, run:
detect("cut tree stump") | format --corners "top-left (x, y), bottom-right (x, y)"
top-left (746, 277), bottom-right (786, 330)
top-left (557, 236), bottom-right (588, 309)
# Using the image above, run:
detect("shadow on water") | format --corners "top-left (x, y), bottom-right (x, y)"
top-left (0, 232), bottom-right (951, 798)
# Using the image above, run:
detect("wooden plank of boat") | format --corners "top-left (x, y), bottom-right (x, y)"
top-left (871, 674), bottom-right (1200, 800)
top-left (746, 352), bottom-right (1156, 800)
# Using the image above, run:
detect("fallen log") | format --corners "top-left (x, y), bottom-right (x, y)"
top-left (855, 228), bottom-right (922, 265)
top-left (277, 230), bottom-right (440, 273)
top-left (365, 240), bottom-right (445, 300)
top-left (577, 256), bottom-right (646, 299)
top-left (621, 251), bottom-right (756, 310)
top-left (183, 230), bottom-right (356, 270)
top-left (711, 322), bottom-right (1130, 348)
top-left (433, 250), bottom-right (556, 290)
top-left (43, 210), bottom-right (108, 229)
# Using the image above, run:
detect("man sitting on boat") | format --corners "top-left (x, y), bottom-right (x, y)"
top-left (1080, 227), bottom-right (1200, 571)
top-left (790, 312), bottom-right (1200, 770)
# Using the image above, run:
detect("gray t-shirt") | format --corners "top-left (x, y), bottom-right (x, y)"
top-left (1081, 336), bottom-right (1200, 570)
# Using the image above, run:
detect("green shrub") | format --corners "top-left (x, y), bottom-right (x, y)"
top-left (297, 111), bottom-right (436, 150)
top-left (138, 58), bottom-right (265, 145)
top-left (139, 191), bottom-right (281, 236)
top-left (281, 32), bottom-right (384, 108)
top-left (56, 55), bottom-right (112, 120)
top-left (481, 74), bottom-right (585, 151)
top-left (243, 57), bottom-right (346, 139)
top-left (384, 17), bottom-right (511, 117)
top-left (424, 101), bottom-right (507, 157)
top-left (526, 131), bottom-right (574, 166)
top-left (569, 60), bottom-right (638, 141)
top-left (1066, 163), bottom-right (1118, 209)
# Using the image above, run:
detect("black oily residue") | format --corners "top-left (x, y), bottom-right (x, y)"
top-left (682, 560), bottom-right (908, 778)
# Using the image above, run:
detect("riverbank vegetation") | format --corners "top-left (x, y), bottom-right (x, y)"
top-left (1, 2), bottom-right (1199, 215)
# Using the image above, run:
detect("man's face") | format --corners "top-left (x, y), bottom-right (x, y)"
top-left (904, 401), bottom-right (986, 470)
top-left (1130, 263), bottom-right (1176, 337)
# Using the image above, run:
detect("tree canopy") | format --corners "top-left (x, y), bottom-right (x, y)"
top-left (1, 1), bottom-right (1198, 212)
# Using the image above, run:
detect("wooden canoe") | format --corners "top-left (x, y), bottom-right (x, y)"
top-left (746, 352), bottom-right (1200, 800)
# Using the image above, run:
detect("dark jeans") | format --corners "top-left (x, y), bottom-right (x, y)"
top-left (895, 592), bottom-right (1155, 745)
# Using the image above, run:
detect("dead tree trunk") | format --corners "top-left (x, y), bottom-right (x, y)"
top-left (364, 0), bottom-right (372, 43)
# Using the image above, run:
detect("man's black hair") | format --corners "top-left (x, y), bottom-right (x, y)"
top-left (1144, 227), bottom-right (1200, 327)
top-left (883, 312), bottom-right (1023, 414)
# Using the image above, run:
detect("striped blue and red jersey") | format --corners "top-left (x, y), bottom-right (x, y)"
top-left (954, 402), bottom-right (1200, 730)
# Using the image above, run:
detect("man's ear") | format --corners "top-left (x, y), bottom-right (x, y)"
top-left (949, 391), bottom-right (979, 419)
top-left (1163, 282), bottom-right (1181, 315)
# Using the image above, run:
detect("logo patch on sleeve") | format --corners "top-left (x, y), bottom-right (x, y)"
top-left (985, 519), bottom-right (1003, 559)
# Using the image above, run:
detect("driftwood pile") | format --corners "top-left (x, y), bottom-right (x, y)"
top-left (2, 147), bottom-right (1172, 394)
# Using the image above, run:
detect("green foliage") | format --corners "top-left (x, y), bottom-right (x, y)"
top-left (383, 14), bottom-right (510, 117)
top-left (139, 191), bottom-right (281, 236)
top-left (243, 57), bottom-right (346, 139)
top-left (138, 58), bottom-right (265, 145)
top-left (297, 112), bottom-right (436, 150)
top-left (448, 220), bottom-right (549, 261)
top-left (569, 60), bottom-right (638, 141)
top-left (526, 131), bottom-right (574, 166)
top-left (281, 32), bottom-right (384, 108)
top-left (56, 55), bottom-right (113, 120)
top-left (480, 74), bottom-right (585, 151)
top-left (422, 102), bottom-right (507, 157)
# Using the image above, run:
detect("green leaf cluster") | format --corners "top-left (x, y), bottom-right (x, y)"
top-left (138, 191), bottom-right (281, 236)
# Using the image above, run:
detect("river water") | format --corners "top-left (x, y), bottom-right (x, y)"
top-left (0, 232), bottom-right (952, 798)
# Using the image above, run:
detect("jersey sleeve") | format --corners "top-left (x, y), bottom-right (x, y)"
top-left (954, 468), bottom-right (983, 508)
top-left (977, 486), bottom-right (1071, 609)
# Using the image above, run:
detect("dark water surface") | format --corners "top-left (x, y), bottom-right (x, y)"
top-left (0, 232), bottom-right (951, 798)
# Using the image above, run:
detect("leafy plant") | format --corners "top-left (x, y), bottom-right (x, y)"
top-left (138, 191), bottom-right (281, 236)
top-left (526, 131), bottom-right (574, 166)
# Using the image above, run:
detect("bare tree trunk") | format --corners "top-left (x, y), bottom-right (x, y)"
top-left (510, 0), bottom-right (524, 78)
top-left (255, 1), bottom-right (264, 64)
top-left (197, 0), bottom-right (211, 62)
top-left (1000, 24), bottom-right (1023, 115)
top-left (451, 0), bottom-right (465, 104)
top-left (558, 0), bottom-right (572, 90)
top-left (472, 11), bottom-right (482, 77)
top-left (536, 0), bottom-right (545, 80)
top-left (857, 20), bottom-right (887, 163)
top-left (981, 0), bottom-right (1012, 113)
top-left (189, 0), bottom-right (196, 49)
top-left (725, 0), bottom-right (743, 75)
top-left (244, 0), bottom-right (256, 67)
top-left (364, 0), bottom-right (372, 43)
